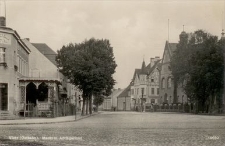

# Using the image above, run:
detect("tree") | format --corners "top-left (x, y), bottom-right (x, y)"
top-left (93, 94), bottom-right (104, 112)
top-left (171, 30), bottom-right (224, 114)
top-left (56, 38), bottom-right (117, 115)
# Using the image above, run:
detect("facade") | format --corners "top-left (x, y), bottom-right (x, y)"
top-left (0, 25), bottom-right (30, 117)
top-left (130, 57), bottom-right (161, 111)
top-left (159, 41), bottom-right (187, 105)
top-left (117, 85), bottom-right (131, 111)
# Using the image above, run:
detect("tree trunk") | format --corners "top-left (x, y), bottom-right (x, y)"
top-left (86, 96), bottom-right (89, 115)
top-left (82, 97), bottom-right (85, 116)
top-left (195, 99), bottom-right (199, 114)
top-left (89, 94), bottom-right (92, 115)
top-left (173, 78), bottom-right (178, 103)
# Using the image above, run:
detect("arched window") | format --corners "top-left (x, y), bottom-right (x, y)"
top-left (0, 47), bottom-right (6, 63)
top-left (161, 78), bottom-right (165, 89)
top-left (167, 77), bottom-right (172, 88)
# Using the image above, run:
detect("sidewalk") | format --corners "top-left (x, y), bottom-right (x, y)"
top-left (0, 112), bottom-right (100, 125)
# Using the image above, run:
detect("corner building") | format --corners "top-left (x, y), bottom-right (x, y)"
top-left (0, 20), bottom-right (30, 115)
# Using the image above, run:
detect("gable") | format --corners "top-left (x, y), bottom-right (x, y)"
top-left (162, 49), bottom-right (170, 64)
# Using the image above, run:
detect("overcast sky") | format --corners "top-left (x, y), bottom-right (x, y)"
top-left (3, 0), bottom-right (225, 89)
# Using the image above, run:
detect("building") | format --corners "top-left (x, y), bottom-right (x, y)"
top-left (0, 10), bottom-right (82, 119)
top-left (130, 57), bottom-right (161, 111)
top-left (21, 40), bottom-right (82, 117)
top-left (101, 88), bottom-right (124, 111)
top-left (0, 16), bottom-right (31, 119)
top-left (117, 85), bottom-right (131, 111)
top-left (159, 40), bottom-right (187, 105)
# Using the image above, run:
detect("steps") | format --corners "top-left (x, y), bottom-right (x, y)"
top-left (0, 111), bottom-right (19, 120)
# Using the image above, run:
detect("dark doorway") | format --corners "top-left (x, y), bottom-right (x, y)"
top-left (164, 93), bottom-right (168, 104)
top-left (38, 82), bottom-right (48, 102)
top-left (0, 83), bottom-right (8, 111)
top-left (26, 82), bottom-right (38, 105)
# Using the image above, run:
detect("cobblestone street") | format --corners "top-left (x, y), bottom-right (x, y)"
top-left (0, 112), bottom-right (225, 146)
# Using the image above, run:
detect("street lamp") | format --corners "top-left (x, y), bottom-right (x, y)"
top-left (141, 88), bottom-right (144, 112)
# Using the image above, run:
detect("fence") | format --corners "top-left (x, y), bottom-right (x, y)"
top-left (19, 102), bottom-right (77, 118)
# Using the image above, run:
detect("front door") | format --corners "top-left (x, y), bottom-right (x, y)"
top-left (0, 83), bottom-right (8, 111)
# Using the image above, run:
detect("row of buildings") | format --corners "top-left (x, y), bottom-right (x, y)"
top-left (0, 14), bottom-right (82, 119)
top-left (102, 31), bottom-right (225, 112)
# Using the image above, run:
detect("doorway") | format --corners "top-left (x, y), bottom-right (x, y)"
top-left (0, 83), bottom-right (8, 111)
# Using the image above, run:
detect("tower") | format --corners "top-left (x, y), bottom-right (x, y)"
top-left (222, 29), bottom-right (225, 40)
top-left (0, 0), bottom-right (6, 26)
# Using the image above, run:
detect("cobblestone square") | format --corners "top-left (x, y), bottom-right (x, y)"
top-left (0, 112), bottom-right (225, 146)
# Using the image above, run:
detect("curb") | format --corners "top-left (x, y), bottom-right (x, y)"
top-left (0, 112), bottom-right (100, 125)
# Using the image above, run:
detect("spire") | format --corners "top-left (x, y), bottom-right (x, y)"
top-left (141, 60), bottom-right (146, 74)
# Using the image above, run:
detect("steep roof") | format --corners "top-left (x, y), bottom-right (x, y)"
top-left (140, 60), bottom-right (146, 74)
top-left (131, 59), bottom-right (161, 82)
top-left (118, 84), bottom-right (131, 98)
top-left (131, 69), bottom-right (141, 81)
top-left (32, 43), bottom-right (57, 66)
top-left (146, 60), bottom-right (161, 74)
top-left (167, 42), bottom-right (178, 58)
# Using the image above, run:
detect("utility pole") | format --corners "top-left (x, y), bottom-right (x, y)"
top-left (75, 95), bottom-right (77, 120)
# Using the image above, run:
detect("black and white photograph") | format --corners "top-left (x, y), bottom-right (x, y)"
top-left (0, 0), bottom-right (225, 145)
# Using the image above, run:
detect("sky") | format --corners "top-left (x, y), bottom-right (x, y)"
top-left (2, 0), bottom-right (225, 89)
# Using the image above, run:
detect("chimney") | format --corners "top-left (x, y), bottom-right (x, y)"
top-left (0, 1), bottom-right (6, 27)
top-left (150, 58), bottom-right (154, 67)
top-left (0, 16), bottom-right (5, 26)
top-left (155, 56), bottom-right (160, 62)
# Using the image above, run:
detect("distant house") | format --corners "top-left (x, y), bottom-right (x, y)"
top-left (130, 57), bottom-right (161, 111)
top-left (100, 88), bottom-right (124, 111)
top-left (117, 85), bottom-right (131, 111)
top-left (159, 41), bottom-right (187, 105)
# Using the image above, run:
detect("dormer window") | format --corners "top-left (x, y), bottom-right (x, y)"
top-left (0, 47), bottom-right (6, 64)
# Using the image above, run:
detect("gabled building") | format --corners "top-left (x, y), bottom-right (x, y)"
top-left (130, 57), bottom-right (161, 111)
top-left (159, 40), bottom-right (187, 105)
top-left (101, 88), bottom-right (124, 111)
top-left (117, 85), bottom-right (131, 111)
top-left (21, 40), bottom-right (82, 116)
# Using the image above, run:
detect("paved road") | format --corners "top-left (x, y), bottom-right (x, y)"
top-left (0, 112), bottom-right (225, 146)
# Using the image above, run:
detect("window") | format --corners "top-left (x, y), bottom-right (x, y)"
top-left (157, 88), bottom-right (159, 95)
top-left (151, 88), bottom-right (154, 95)
top-left (0, 47), bottom-right (6, 63)
top-left (141, 88), bottom-right (144, 95)
top-left (151, 78), bottom-right (154, 82)
top-left (151, 99), bottom-right (155, 104)
top-left (0, 83), bottom-right (8, 110)
top-left (161, 78), bottom-right (165, 89)
top-left (167, 77), bottom-right (172, 88)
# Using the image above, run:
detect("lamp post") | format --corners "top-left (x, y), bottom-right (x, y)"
top-left (74, 95), bottom-right (77, 120)
top-left (141, 88), bottom-right (144, 112)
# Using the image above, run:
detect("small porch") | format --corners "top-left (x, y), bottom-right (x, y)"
top-left (18, 78), bottom-right (59, 117)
